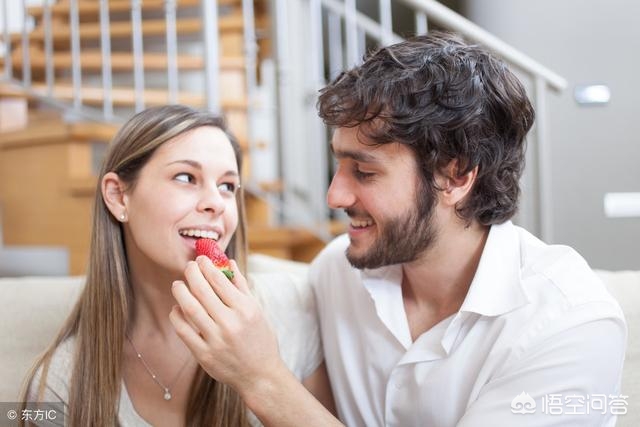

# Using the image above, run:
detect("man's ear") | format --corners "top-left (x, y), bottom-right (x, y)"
top-left (439, 159), bottom-right (478, 207)
top-left (102, 172), bottom-right (128, 222)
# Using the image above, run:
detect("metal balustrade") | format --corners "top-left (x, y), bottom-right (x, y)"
top-left (0, 0), bottom-right (257, 123)
top-left (0, 0), bottom-right (567, 240)
top-left (271, 0), bottom-right (567, 240)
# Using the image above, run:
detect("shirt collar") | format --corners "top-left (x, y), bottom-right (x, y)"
top-left (358, 221), bottom-right (530, 352)
top-left (459, 220), bottom-right (529, 317)
top-left (360, 264), bottom-right (413, 348)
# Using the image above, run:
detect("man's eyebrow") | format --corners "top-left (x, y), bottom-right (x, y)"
top-left (330, 144), bottom-right (380, 163)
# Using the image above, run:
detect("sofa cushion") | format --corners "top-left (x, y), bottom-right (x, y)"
top-left (596, 270), bottom-right (640, 427)
top-left (0, 255), bottom-right (311, 402)
top-left (1, 266), bottom-right (638, 427)
top-left (0, 276), bottom-right (84, 401)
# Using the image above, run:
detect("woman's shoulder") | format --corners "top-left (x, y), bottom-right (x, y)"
top-left (248, 260), bottom-right (323, 380)
top-left (248, 256), bottom-right (313, 315)
top-left (250, 271), bottom-right (314, 317)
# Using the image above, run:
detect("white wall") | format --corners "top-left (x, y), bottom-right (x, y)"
top-left (0, 0), bottom-right (43, 57)
top-left (0, 1), bottom-right (43, 32)
top-left (463, 0), bottom-right (640, 270)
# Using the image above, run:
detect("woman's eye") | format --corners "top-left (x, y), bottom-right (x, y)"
top-left (218, 182), bottom-right (237, 194)
top-left (174, 173), bottom-right (194, 183)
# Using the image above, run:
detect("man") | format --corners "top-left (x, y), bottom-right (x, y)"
top-left (309, 31), bottom-right (626, 426)
top-left (172, 32), bottom-right (626, 426)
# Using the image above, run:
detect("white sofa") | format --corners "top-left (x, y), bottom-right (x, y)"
top-left (1, 255), bottom-right (638, 426)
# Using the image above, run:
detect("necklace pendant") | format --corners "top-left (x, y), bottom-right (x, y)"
top-left (163, 390), bottom-right (172, 401)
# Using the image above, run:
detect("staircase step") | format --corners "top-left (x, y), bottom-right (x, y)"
top-left (7, 14), bottom-right (247, 44)
top-left (1, 48), bottom-right (244, 73)
top-left (247, 226), bottom-right (327, 263)
top-left (27, 0), bottom-right (246, 20)
top-left (4, 82), bottom-right (247, 109)
top-left (0, 112), bottom-right (70, 148)
top-left (0, 111), bottom-right (98, 275)
top-left (0, 108), bottom-right (118, 146)
top-left (0, 82), bottom-right (249, 151)
top-left (70, 121), bottom-right (120, 142)
top-left (0, 83), bottom-right (32, 98)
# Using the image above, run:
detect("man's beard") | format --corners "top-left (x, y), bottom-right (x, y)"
top-left (345, 187), bottom-right (437, 269)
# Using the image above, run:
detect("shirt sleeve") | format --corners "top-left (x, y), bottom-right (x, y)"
top-left (457, 316), bottom-right (627, 427)
top-left (250, 271), bottom-right (324, 381)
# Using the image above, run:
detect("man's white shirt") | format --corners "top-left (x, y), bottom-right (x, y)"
top-left (310, 221), bottom-right (626, 426)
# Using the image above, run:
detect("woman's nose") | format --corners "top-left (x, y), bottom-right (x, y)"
top-left (197, 185), bottom-right (226, 214)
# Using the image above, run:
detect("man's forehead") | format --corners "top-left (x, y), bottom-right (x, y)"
top-left (330, 127), bottom-right (408, 163)
top-left (330, 145), bottom-right (379, 164)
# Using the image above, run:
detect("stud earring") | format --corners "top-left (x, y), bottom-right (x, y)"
top-left (119, 213), bottom-right (126, 221)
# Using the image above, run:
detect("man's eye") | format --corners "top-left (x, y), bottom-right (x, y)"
top-left (353, 169), bottom-right (375, 180)
top-left (174, 173), bottom-right (194, 183)
top-left (218, 182), bottom-right (237, 193)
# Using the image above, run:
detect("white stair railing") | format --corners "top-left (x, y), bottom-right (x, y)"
top-left (0, 0), bottom-right (268, 212)
top-left (0, 0), bottom-right (568, 241)
top-left (272, 0), bottom-right (568, 241)
top-left (0, 0), bottom-right (259, 127)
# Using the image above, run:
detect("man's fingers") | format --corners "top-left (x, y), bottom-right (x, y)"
top-left (196, 256), bottom-right (244, 307)
top-left (169, 304), bottom-right (209, 354)
top-left (184, 261), bottom-right (230, 319)
top-left (171, 279), bottom-right (219, 339)
top-left (229, 260), bottom-right (251, 294)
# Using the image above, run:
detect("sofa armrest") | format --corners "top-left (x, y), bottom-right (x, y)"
top-left (0, 276), bottom-right (84, 401)
top-left (595, 270), bottom-right (640, 427)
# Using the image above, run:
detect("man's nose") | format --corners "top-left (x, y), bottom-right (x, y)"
top-left (327, 169), bottom-right (356, 209)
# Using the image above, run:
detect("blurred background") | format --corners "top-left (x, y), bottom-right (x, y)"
top-left (0, 0), bottom-right (638, 276)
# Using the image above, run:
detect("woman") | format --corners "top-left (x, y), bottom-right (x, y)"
top-left (21, 105), bottom-right (333, 426)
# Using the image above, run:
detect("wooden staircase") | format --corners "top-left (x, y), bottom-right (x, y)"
top-left (0, 109), bottom-right (111, 274)
top-left (0, 0), bottom-right (261, 146)
top-left (0, 0), bottom-right (331, 276)
top-left (0, 106), bottom-right (329, 275)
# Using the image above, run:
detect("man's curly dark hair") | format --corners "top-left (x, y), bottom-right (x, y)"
top-left (318, 31), bottom-right (535, 226)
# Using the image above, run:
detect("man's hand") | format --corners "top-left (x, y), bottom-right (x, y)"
top-left (170, 256), bottom-right (344, 427)
top-left (169, 256), bottom-right (287, 396)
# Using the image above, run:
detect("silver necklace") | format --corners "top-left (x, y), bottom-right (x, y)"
top-left (126, 335), bottom-right (191, 401)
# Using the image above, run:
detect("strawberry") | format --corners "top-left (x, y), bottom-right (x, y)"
top-left (195, 238), bottom-right (234, 280)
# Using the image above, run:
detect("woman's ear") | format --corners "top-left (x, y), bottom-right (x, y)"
top-left (439, 159), bottom-right (478, 207)
top-left (102, 172), bottom-right (128, 222)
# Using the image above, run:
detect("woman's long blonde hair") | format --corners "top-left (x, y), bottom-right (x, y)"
top-left (20, 105), bottom-right (249, 426)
